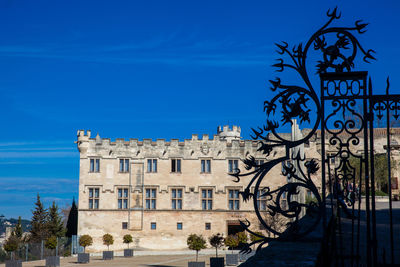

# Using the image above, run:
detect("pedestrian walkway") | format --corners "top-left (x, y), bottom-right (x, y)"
top-left (0, 249), bottom-right (241, 267)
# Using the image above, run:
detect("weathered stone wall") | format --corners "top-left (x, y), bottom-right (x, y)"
top-left (77, 126), bottom-right (400, 251)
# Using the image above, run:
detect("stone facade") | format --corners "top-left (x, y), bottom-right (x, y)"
top-left (77, 125), bottom-right (400, 252)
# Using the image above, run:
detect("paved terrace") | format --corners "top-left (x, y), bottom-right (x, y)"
top-left (240, 199), bottom-right (400, 266)
top-left (0, 249), bottom-right (241, 267)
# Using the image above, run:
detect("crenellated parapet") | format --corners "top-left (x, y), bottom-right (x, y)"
top-left (77, 130), bottom-right (91, 155)
top-left (76, 125), bottom-right (265, 160)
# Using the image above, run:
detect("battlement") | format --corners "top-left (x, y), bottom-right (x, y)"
top-left (217, 125), bottom-right (241, 141)
top-left (76, 126), bottom-right (262, 158)
top-left (77, 130), bottom-right (91, 138)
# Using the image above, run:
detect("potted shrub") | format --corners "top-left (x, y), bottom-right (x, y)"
top-left (224, 234), bottom-right (239, 266)
top-left (208, 233), bottom-right (224, 267)
top-left (45, 236), bottom-right (60, 267)
top-left (123, 234), bottom-right (134, 257)
top-left (102, 233), bottom-right (114, 260)
top-left (4, 235), bottom-right (22, 267)
top-left (187, 234), bottom-right (206, 267)
top-left (78, 234), bottom-right (93, 263)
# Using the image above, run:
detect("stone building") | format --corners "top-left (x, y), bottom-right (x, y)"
top-left (76, 125), bottom-right (400, 252)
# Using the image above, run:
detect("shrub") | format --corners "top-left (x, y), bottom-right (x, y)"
top-left (250, 231), bottom-right (263, 243)
top-left (3, 235), bottom-right (19, 253)
top-left (224, 235), bottom-right (239, 253)
top-left (102, 233), bottom-right (114, 251)
top-left (123, 234), bottom-right (133, 249)
top-left (237, 232), bottom-right (248, 244)
top-left (209, 233), bottom-right (224, 257)
top-left (79, 235), bottom-right (93, 253)
top-left (45, 236), bottom-right (57, 255)
top-left (187, 234), bottom-right (206, 262)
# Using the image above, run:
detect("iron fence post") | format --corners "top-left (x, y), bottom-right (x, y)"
top-left (41, 240), bottom-right (44, 260)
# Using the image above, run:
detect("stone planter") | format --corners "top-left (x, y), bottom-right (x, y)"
top-left (188, 262), bottom-right (205, 267)
top-left (210, 257), bottom-right (224, 267)
top-left (45, 256), bottom-right (60, 267)
top-left (77, 253), bottom-right (90, 263)
top-left (124, 249), bottom-right (134, 257)
top-left (5, 260), bottom-right (22, 267)
top-left (102, 251), bottom-right (114, 260)
top-left (226, 253), bottom-right (239, 266)
top-left (239, 251), bottom-right (255, 262)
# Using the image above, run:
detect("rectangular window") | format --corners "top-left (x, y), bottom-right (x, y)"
top-left (119, 159), bottom-right (130, 172)
top-left (228, 159), bottom-right (239, 173)
top-left (171, 159), bottom-right (181, 173)
top-left (228, 189), bottom-right (240, 210)
top-left (118, 188), bottom-right (129, 209)
top-left (255, 159), bottom-right (264, 169)
top-left (122, 222), bottom-right (128, 229)
top-left (177, 222), bottom-right (183, 230)
top-left (205, 223), bottom-right (211, 230)
top-left (281, 191), bottom-right (287, 209)
top-left (201, 189), bottom-right (213, 210)
top-left (89, 158), bottom-right (100, 172)
top-left (201, 159), bottom-right (211, 173)
top-left (151, 222), bottom-right (156, 230)
top-left (145, 188), bottom-right (157, 209)
top-left (256, 189), bottom-right (267, 211)
top-left (171, 188), bottom-right (183, 210)
top-left (88, 188), bottom-right (100, 209)
top-left (147, 159), bottom-right (157, 173)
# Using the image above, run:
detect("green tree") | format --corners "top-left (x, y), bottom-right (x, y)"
top-left (30, 194), bottom-right (49, 242)
top-left (47, 202), bottom-right (65, 238)
top-left (45, 236), bottom-right (58, 255)
top-left (3, 235), bottom-right (19, 260)
top-left (187, 234), bottom-right (206, 262)
top-left (102, 234), bottom-right (114, 251)
top-left (349, 153), bottom-right (398, 193)
top-left (66, 198), bottom-right (78, 238)
top-left (123, 234), bottom-right (133, 249)
top-left (14, 216), bottom-right (23, 239)
top-left (250, 231), bottom-right (263, 249)
top-left (209, 233), bottom-right (224, 257)
top-left (79, 235), bottom-right (93, 253)
top-left (237, 232), bottom-right (248, 244)
top-left (224, 235), bottom-right (239, 253)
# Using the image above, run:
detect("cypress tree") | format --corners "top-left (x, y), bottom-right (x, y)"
top-left (30, 194), bottom-right (49, 242)
top-left (14, 216), bottom-right (23, 239)
top-left (66, 198), bottom-right (78, 237)
top-left (48, 201), bottom-right (65, 238)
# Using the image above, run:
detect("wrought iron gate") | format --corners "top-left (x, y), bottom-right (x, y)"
top-left (234, 8), bottom-right (400, 266)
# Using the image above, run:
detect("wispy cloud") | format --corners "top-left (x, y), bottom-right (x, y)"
top-left (0, 35), bottom-right (274, 67)
top-left (0, 177), bottom-right (77, 193)
top-left (0, 151), bottom-right (77, 158)
top-left (0, 140), bottom-right (76, 158)
top-left (0, 140), bottom-right (72, 147)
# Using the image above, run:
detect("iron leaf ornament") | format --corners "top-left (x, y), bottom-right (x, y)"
top-left (231, 7), bottom-right (375, 253)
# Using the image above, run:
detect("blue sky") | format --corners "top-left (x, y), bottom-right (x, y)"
top-left (0, 0), bottom-right (399, 219)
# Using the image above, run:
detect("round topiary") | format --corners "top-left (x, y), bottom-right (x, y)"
top-left (224, 235), bottom-right (239, 253)
top-left (123, 234), bottom-right (133, 249)
top-left (209, 233), bottom-right (224, 257)
top-left (79, 234), bottom-right (93, 253)
top-left (102, 233), bottom-right (114, 251)
top-left (45, 236), bottom-right (58, 255)
top-left (237, 231), bottom-right (248, 244)
top-left (187, 234), bottom-right (206, 262)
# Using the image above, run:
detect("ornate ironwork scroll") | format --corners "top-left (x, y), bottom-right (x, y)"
top-left (232, 8), bottom-right (376, 253)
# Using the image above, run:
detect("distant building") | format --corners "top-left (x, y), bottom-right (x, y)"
top-left (76, 125), bottom-right (400, 252)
